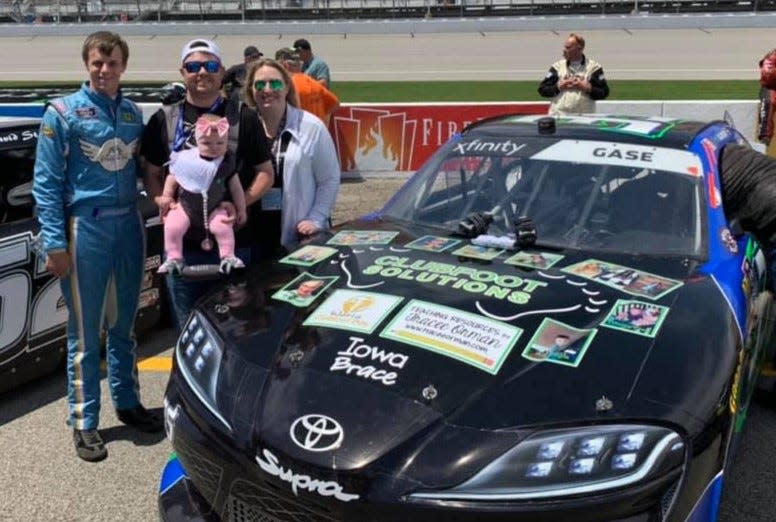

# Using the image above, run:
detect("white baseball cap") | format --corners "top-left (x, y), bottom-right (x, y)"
top-left (181, 39), bottom-right (222, 63)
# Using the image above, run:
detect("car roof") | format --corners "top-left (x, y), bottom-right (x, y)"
top-left (461, 114), bottom-right (717, 150)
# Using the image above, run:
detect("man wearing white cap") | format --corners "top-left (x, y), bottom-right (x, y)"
top-left (141, 38), bottom-right (274, 330)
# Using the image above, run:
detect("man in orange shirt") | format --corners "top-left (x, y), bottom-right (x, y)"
top-left (275, 47), bottom-right (340, 125)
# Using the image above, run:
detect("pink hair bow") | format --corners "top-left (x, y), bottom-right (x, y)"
top-left (195, 117), bottom-right (229, 139)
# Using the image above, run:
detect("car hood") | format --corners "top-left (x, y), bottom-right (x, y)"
top-left (199, 220), bottom-right (736, 471)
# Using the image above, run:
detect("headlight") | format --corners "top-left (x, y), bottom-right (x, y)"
top-left (176, 311), bottom-right (231, 431)
top-left (411, 424), bottom-right (683, 500)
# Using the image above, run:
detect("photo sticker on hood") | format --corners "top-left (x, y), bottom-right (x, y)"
top-left (280, 245), bottom-right (338, 267)
top-left (601, 299), bottom-right (670, 338)
top-left (562, 259), bottom-right (682, 300)
top-left (504, 251), bottom-right (564, 270)
top-left (452, 244), bottom-right (504, 261)
top-left (522, 318), bottom-right (597, 368)
top-left (405, 235), bottom-right (461, 253)
top-left (327, 230), bottom-right (399, 246)
top-left (272, 272), bottom-right (338, 308)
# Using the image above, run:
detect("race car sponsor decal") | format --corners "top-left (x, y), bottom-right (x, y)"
top-left (562, 259), bottom-right (682, 300)
top-left (720, 228), bottom-right (738, 254)
top-left (330, 335), bottom-right (408, 386)
top-left (255, 448), bottom-right (360, 502)
top-left (0, 126), bottom-right (37, 147)
top-left (362, 255), bottom-right (547, 305)
top-left (700, 139), bottom-right (722, 209)
top-left (741, 239), bottom-right (766, 298)
top-left (452, 138), bottom-right (526, 157)
top-left (141, 271), bottom-right (154, 290)
top-left (530, 140), bottom-right (702, 176)
top-left (304, 289), bottom-right (403, 334)
top-left (511, 115), bottom-right (680, 138)
top-left (280, 245), bottom-right (338, 267)
top-left (600, 299), bottom-right (670, 338)
top-left (273, 273), bottom-right (338, 308)
top-left (380, 299), bottom-right (522, 374)
top-left (521, 318), bottom-right (597, 368)
top-left (327, 230), bottom-right (399, 246)
top-left (504, 251), bottom-right (564, 270)
top-left (138, 288), bottom-right (159, 309)
top-left (0, 231), bottom-right (68, 364)
top-left (404, 235), bottom-right (460, 253)
top-left (451, 244), bottom-right (504, 261)
top-left (144, 254), bottom-right (161, 271)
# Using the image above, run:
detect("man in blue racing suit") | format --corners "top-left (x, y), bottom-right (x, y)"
top-left (33, 31), bottom-right (162, 463)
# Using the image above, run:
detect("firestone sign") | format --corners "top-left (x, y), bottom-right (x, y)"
top-left (330, 103), bottom-right (547, 172)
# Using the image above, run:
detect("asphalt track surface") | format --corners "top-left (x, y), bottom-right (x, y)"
top-left (2, 27), bottom-right (776, 522)
top-left (1, 27), bottom-right (775, 82)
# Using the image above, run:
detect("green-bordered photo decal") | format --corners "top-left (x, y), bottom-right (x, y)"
top-left (522, 318), bottom-right (597, 368)
top-left (601, 299), bottom-right (670, 338)
top-left (271, 272), bottom-right (338, 308)
top-left (451, 244), bottom-right (504, 261)
top-left (404, 235), bottom-right (461, 253)
top-left (562, 259), bottom-right (683, 300)
top-left (327, 230), bottom-right (399, 246)
top-left (279, 245), bottom-right (339, 267)
top-left (504, 250), bottom-right (564, 270)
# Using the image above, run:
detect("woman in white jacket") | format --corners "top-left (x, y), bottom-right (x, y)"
top-left (241, 58), bottom-right (340, 253)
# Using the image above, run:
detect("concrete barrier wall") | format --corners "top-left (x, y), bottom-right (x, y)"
top-left (1, 99), bottom-right (764, 171)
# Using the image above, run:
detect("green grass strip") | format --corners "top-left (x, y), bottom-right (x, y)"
top-left (0, 80), bottom-right (760, 102)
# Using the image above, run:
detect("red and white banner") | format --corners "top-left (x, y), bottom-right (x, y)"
top-left (330, 102), bottom-right (548, 173)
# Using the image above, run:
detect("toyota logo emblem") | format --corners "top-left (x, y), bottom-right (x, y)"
top-left (290, 414), bottom-right (344, 452)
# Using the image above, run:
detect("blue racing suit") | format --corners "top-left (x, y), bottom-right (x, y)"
top-left (33, 83), bottom-right (145, 431)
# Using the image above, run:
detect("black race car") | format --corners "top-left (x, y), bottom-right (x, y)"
top-left (159, 114), bottom-right (775, 521)
top-left (0, 116), bottom-right (165, 393)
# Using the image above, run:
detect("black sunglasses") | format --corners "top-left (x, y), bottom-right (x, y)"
top-left (183, 60), bottom-right (220, 74)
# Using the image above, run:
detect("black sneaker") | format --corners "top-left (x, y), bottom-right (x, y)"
top-left (73, 429), bottom-right (107, 462)
top-left (116, 404), bottom-right (164, 433)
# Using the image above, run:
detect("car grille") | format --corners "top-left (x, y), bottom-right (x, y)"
top-left (227, 478), bottom-right (338, 522)
top-left (175, 433), bottom-right (225, 507)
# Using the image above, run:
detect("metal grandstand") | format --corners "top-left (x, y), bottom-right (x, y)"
top-left (2, 0), bottom-right (774, 23)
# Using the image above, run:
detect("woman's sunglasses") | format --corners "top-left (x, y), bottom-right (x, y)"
top-left (183, 60), bottom-right (220, 74)
top-left (254, 79), bottom-right (284, 92)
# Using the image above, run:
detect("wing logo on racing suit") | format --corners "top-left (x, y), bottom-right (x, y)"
top-left (79, 138), bottom-right (138, 172)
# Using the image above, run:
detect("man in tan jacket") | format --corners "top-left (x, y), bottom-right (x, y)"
top-left (538, 33), bottom-right (610, 116)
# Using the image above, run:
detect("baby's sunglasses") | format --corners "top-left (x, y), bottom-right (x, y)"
top-left (254, 79), bottom-right (284, 92)
top-left (183, 60), bottom-right (220, 74)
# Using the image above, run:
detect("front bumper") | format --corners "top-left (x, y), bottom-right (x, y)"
top-left (159, 455), bottom-right (218, 522)
top-left (159, 368), bottom-right (723, 522)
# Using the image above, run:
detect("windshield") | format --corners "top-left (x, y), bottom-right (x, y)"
top-left (383, 136), bottom-right (705, 257)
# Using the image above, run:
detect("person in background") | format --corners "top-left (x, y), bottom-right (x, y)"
top-left (222, 45), bottom-right (263, 100)
top-left (241, 58), bottom-right (340, 254)
top-left (141, 38), bottom-right (274, 331)
top-left (275, 47), bottom-right (340, 125)
top-left (757, 48), bottom-right (776, 158)
top-left (33, 31), bottom-right (162, 462)
top-left (538, 33), bottom-right (609, 116)
top-left (293, 38), bottom-right (331, 88)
